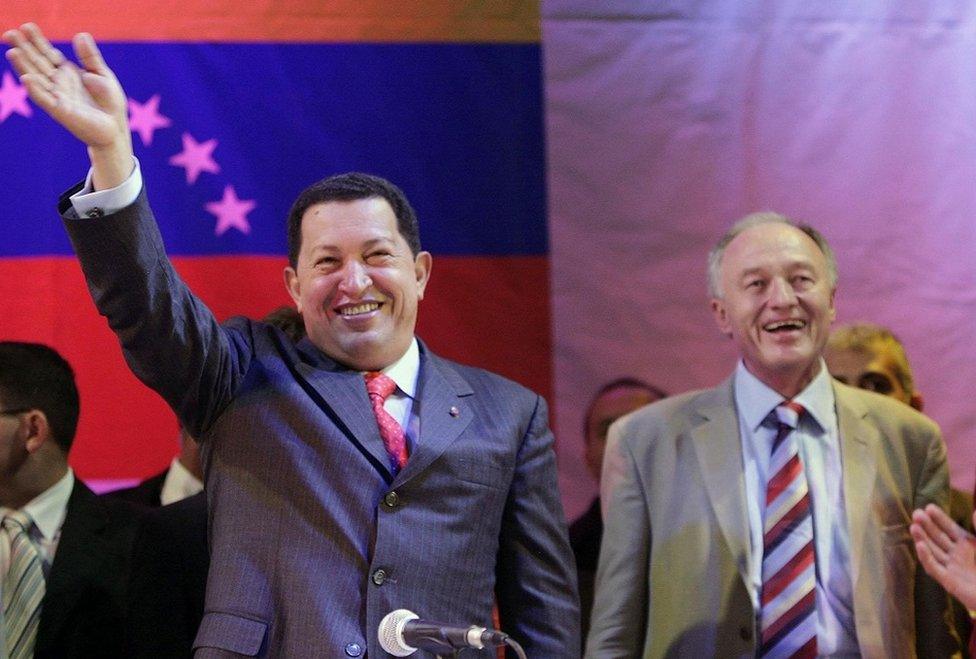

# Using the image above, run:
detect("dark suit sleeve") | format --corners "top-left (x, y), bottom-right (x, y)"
top-left (584, 418), bottom-right (649, 658)
top-left (59, 187), bottom-right (251, 436)
top-left (495, 394), bottom-right (581, 658)
top-left (911, 424), bottom-right (963, 658)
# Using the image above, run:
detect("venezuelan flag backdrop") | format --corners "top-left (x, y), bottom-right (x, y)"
top-left (0, 2), bottom-right (550, 489)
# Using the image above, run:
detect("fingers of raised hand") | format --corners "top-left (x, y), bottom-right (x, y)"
top-left (914, 539), bottom-right (945, 578)
top-left (73, 32), bottom-right (111, 77)
top-left (4, 23), bottom-right (65, 78)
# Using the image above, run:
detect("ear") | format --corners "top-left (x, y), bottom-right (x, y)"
top-left (828, 287), bottom-right (837, 323)
top-left (414, 251), bottom-right (432, 300)
top-left (284, 266), bottom-right (302, 312)
top-left (711, 297), bottom-right (731, 336)
top-left (910, 392), bottom-right (924, 412)
top-left (22, 410), bottom-right (52, 454)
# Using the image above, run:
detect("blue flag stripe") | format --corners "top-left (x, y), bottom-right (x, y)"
top-left (0, 42), bottom-right (546, 257)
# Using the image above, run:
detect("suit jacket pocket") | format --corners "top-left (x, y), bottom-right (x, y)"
top-left (456, 456), bottom-right (506, 490)
top-left (193, 611), bottom-right (268, 656)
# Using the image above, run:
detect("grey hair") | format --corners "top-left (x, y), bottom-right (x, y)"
top-left (707, 211), bottom-right (838, 298)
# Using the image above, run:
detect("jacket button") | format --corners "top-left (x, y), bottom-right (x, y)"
top-left (344, 642), bottom-right (363, 656)
top-left (739, 625), bottom-right (751, 641)
top-left (372, 569), bottom-right (387, 585)
top-left (383, 491), bottom-right (400, 508)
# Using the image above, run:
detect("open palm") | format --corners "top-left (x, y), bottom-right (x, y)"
top-left (4, 23), bottom-right (133, 188)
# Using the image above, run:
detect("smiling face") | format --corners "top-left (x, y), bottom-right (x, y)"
top-left (284, 197), bottom-right (431, 371)
top-left (711, 222), bottom-right (836, 397)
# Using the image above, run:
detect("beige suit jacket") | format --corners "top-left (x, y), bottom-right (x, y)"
top-left (585, 377), bottom-right (956, 658)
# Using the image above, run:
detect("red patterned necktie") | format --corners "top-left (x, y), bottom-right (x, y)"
top-left (759, 401), bottom-right (817, 658)
top-left (364, 372), bottom-right (409, 472)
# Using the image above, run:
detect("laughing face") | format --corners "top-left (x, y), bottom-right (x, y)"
top-left (284, 197), bottom-right (431, 371)
top-left (711, 222), bottom-right (836, 396)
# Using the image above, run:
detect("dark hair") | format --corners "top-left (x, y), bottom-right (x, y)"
top-left (0, 342), bottom-right (80, 453)
top-left (262, 305), bottom-right (306, 343)
top-left (287, 172), bottom-right (422, 268)
top-left (582, 377), bottom-right (668, 441)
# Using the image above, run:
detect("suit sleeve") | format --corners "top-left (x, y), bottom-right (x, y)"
top-left (911, 423), bottom-right (963, 658)
top-left (584, 418), bottom-right (649, 658)
top-left (495, 394), bottom-right (582, 658)
top-left (59, 185), bottom-right (251, 437)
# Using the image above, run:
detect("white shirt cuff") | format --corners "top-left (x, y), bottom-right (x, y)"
top-left (69, 157), bottom-right (143, 218)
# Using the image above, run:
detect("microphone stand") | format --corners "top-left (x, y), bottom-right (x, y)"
top-left (432, 635), bottom-right (527, 659)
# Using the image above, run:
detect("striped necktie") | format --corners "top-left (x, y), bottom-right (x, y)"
top-left (1, 511), bottom-right (45, 659)
top-left (759, 401), bottom-right (817, 658)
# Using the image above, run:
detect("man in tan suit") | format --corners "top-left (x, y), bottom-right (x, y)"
top-left (586, 213), bottom-right (958, 657)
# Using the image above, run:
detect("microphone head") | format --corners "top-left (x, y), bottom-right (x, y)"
top-left (378, 609), bottom-right (420, 657)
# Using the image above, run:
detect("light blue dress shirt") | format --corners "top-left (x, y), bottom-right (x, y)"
top-left (734, 360), bottom-right (859, 656)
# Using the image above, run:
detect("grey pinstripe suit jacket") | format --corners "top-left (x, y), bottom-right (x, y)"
top-left (61, 186), bottom-right (580, 658)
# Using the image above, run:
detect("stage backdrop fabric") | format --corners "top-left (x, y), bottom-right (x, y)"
top-left (546, 2), bottom-right (976, 519)
top-left (0, 2), bottom-right (550, 491)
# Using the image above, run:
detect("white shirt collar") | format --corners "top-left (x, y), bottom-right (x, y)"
top-left (0, 468), bottom-right (74, 542)
top-left (734, 359), bottom-right (835, 433)
top-left (160, 457), bottom-right (204, 506)
top-left (378, 337), bottom-right (420, 399)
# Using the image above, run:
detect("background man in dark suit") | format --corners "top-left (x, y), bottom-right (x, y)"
top-left (0, 341), bottom-right (142, 659)
top-left (5, 23), bottom-right (579, 658)
top-left (570, 377), bottom-right (665, 644)
top-left (106, 426), bottom-right (203, 507)
top-left (127, 491), bottom-right (207, 659)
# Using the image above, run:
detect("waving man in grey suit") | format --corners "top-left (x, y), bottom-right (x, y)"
top-left (5, 24), bottom-right (579, 659)
top-left (586, 213), bottom-right (958, 658)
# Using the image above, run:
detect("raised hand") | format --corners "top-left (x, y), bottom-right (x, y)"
top-left (4, 23), bottom-right (133, 189)
top-left (911, 503), bottom-right (976, 611)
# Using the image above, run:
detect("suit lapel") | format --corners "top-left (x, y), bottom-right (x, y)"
top-left (690, 378), bottom-right (752, 587)
top-left (396, 350), bottom-right (473, 484)
top-left (291, 338), bottom-right (394, 479)
top-left (835, 383), bottom-right (876, 589)
top-left (36, 481), bottom-right (108, 653)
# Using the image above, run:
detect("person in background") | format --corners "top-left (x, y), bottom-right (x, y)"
top-left (105, 426), bottom-right (202, 506)
top-left (570, 377), bottom-right (666, 644)
top-left (0, 341), bottom-right (143, 658)
top-left (826, 321), bottom-right (974, 653)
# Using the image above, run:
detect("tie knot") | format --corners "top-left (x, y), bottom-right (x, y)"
top-left (775, 401), bottom-right (806, 430)
top-left (2, 510), bottom-right (33, 535)
top-left (364, 372), bottom-right (396, 401)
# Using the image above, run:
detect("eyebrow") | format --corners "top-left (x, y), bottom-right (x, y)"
top-left (308, 236), bottom-right (397, 254)
top-left (737, 261), bottom-right (816, 278)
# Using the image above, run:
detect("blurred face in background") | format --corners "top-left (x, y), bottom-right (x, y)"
top-left (824, 345), bottom-right (921, 410)
top-left (584, 385), bottom-right (663, 482)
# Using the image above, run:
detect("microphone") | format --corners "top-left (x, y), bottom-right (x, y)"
top-left (378, 609), bottom-right (509, 656)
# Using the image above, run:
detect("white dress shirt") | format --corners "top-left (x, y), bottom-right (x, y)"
top-left (159, 458), bottom-right (205, 506)
top-left (734, 360), bottom-right (859, 656)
